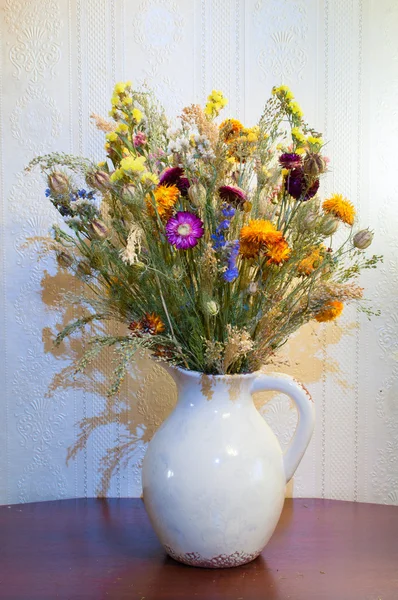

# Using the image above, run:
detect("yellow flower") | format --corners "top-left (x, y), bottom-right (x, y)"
top-left (97, 161), bottom-right (106, 168)
top-left (111, 95), bottom-right (119, 106)
top-left (122, 95), bottom-right (133, 106)
top-left (146, 184), bottom-right (180, 220)
top-left (323, 194), bottom-right (356, 226)
top-left (120, 155), bottom-right (146, 173)
top-left (141, 172), bottom-right (159, 186)
top-left (114, 82), bottom-right (127, 95)
top-left (288, 100), bottom-right (303, 118)
top-left (295, 147), bottom-right (306, 155)
top-left (116, 123), bottom-right (129, 134)
top-left (204, 90), bottom-right (228, 119)
top-left (121, 147), bottom-right (130, 157)
top-left (307, 135), bottom-right (323, 148)
top-left (240, 220), bottom-right (283, 258)
top-left (315, 300), bottom-right (344, 322)
top-left (132, 108), bottom-right (142, 123)
top-left (292, 127), bottom-right (306, 144)
top-left (272, 85), bottom-right (294, 100)
top-left (281, 168), bottom-right (289, 177)
top-left (110, 168), bottom-right (124, 182)
top-left (106, 131), bottom-right (118, 142)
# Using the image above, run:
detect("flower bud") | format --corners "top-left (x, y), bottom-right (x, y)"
top-left (188, 183), bottom-right (206, 207)
top-left (303, 154), bottom-right (327, 177)
top-left (121, 183), bottom-right (136, 202)
top-left (248, 282), bottom-right (258, 295)
top-left (77, 260), bottom-right (92, 276)
top-left (48, 172), bottom-right (69, 195)
top-left (301, 211), bottom-right (319, 231)
top-left (90, 219), bottom-right (109, 239)
top-left (320, 215), bottom-right (339, 236)
top-left (353, 229), bottom-right (373, 249)
top-left (205, 300), bottom-right (219, 316)
top-left (56, 251), bottom-right (73, 268)
top-left (88, 170), bottom-right (111, 190)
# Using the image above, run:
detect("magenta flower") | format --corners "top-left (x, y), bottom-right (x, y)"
top-left (165, 211), bottom-right (204, 249)
top-left (218, 185), bottom-right (247, 208)
top-left (279, 152), bottom-right (302, 169)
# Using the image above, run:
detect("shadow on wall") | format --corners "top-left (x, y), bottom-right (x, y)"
top-left (40, 266), bottom-right (355, 497)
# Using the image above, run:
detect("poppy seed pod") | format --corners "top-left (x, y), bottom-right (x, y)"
top-left (88, 170), bottom-right (111, 190)
top-left (303, 153), bottom-right (327, 177)
top-left (320, 215), bottom-right (339, 236)
top-left (48, 172), bottom-right (69, 195)
top-left (205, 300), bottom-right (219, 316)
top-left (91, 219), bottom-right (109, 239)
top-left (56, 251), bottom-right (73, 268)
top-left (353, 229), bottom-right (373, 249)
top-left (188, 183), bottom-right (206, 207)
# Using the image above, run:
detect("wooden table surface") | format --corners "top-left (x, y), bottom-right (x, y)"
top-left (0, 498), bottom-right (397, 600)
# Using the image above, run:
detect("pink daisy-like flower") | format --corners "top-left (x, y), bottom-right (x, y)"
top-left (218, 185), bottom-right (247, 208)
top-left (165, 211), bottom-right (204, 250)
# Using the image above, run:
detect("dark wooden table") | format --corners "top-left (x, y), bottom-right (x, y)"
top-left (0, 498), bottom-right (397, 600)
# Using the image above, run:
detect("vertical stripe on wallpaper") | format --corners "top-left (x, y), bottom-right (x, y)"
top-left (323, 0), bottom-right (362, 501)
top-left (75, 0), bottom-right (88, 498)
top-left (321, 0), bottom-right (330, 501)
top-left (68, 0), bottom-right (78, 501)
top-left (0, 19), bottom-right (9, 504)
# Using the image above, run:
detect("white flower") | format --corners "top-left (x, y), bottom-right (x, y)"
top-left (120, 223), bottom-right (142, 265)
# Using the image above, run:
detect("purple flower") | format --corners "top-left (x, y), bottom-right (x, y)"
top-left (286, 168), bottom-right (319, 201)
top-left (218, 185), bottom-right (247, 208)
top-left (165, 211), bottom-right (204, 250)
top-left (160, 167), bottom-right (190, 196)
top-left (279, 153), bottom-right (302, 169)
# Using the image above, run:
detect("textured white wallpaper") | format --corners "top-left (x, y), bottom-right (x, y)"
top-left (0, 0), bottom-right (397, 505)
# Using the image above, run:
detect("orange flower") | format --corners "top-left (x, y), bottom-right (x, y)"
top-left (322, 194), bottom-right (355, 226)
top-left (146, 184), bottom-right (180, 220)
top-left (128, 313), bottom-right (165, 336)
top-left (298, 245), bottom-right (325, 276)
top-left (266, 239), bottom-right (291, 265)
top-left (141, 313), bottom-right (165, 335)
top-left (240, 220), bottom-right (283, 258)
top-left (315, 300), bottom-right (344, 322)
top-left (219, 118), bottom-right (244, 140)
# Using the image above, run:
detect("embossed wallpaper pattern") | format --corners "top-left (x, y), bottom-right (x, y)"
top-left (0, 0), bottom-right (397, 505)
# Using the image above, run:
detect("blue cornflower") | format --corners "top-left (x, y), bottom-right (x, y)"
top-left (45, 188), bottom-right (51, 197)
top-left (216, 219), bottom-right (230, 235)
top-left (223, 266), bottom-right (239, 282)
top-left (211, 233), bottom-right (226, 249)
top-left (78, 189), bottom-right (87, 198)
top-left (223, 240), bottom-right (240, 282)
top-left (221, 204), bottom-right (235, 218)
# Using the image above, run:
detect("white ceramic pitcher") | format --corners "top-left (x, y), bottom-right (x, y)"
top-left (142, 366), bottom-right (315, 568)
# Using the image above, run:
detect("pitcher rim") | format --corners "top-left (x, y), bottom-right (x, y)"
top-left (159, 361), bottom-right (264, 380)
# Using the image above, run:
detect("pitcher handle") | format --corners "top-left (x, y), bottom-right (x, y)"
top-left (251, 372), bottom-right (315, 484)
